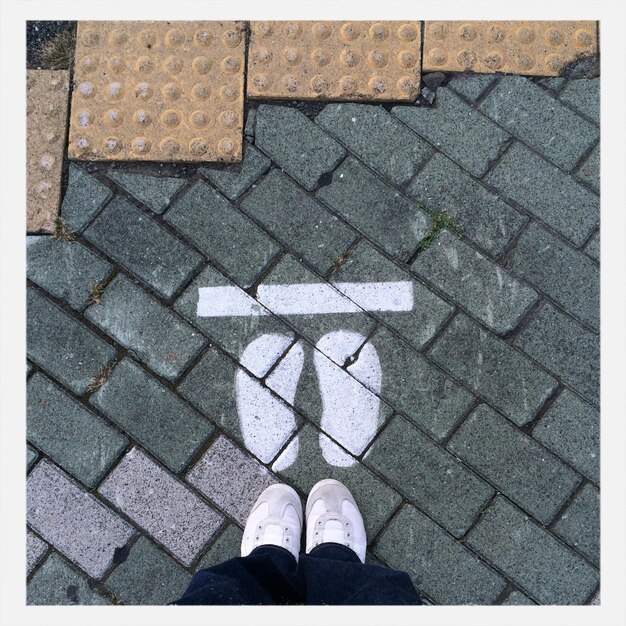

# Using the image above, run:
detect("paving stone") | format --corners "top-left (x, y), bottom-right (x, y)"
top-left (374, 504), bottom-right (505, 605)
top-left (27, 460), bottom-right (135, 579)
top-left (317, 157), bottom-right (431, 260)
top-left (584, 230), bottom-right (600, 262)
top-left (27, 445), bottom-right (39, 472)
top-left (165, 180), bottom-right (279, 288)
top-left (90, 358), bottom-right (213, 473)
top-left (364, 415), bottom-right (493, 537)
top-left (591, 591), bottom-right (600, 605)
top-left (479, 77), bottom-right (598, 171)
top-left (27, 361), bottom-right (33, 377)
top-left (532, 390), bottom-right (599, 484)
top-left (27, 530), bottom-right (47, 575)
top-left (538, 77), bottom-right (567, 91)
top-left (559, 78), bottom-right (600, 125)
top-left (446, 74), bottom-right (496, 101)
top-left (27, 372), bottom-right (128, 488)
top-left (485, 142), bottom-right (599, 246)
top-left (502, 590), bottom-right (536, 605)
top-left (405, 152), bottom-right (527, 257)
top-left (509, 222), bottom-right (599, 330)
top-left (465, 496), bottom-right (598, 604)
top-left (27, 552), bottom-right (110, 605)
top-left (85, 274), bottom-right (206, 381)
top-left (186, 435), bottom-right (279, 526)
top-left (447, 404), bottom-right (581, 525)
top-left (255, 105), bottom-right (346, 191)
top-left (315, 103), bottom-right (432, 186)
top-left (576, 143), bottom-right (599, 193)
top-left (199, 143), bottom-right (271, 200)
top-left (412, 230), bottom-right (538, 334)
top-left (197, 524), bottom-right (243, 570)
top-left (84, 195), bottom-right (203, 299)
top-left (27, 287), bottom-right (117, 396)
top-left (515, 304), bottom-right (599, 406)
top-left (429, 314), bottom-right (558, 425)
top-left (104, 536), bottom-right (191, 605)
top-left (106, 170), bottom-right (187, 214)
top-left (98, 447), bottom-right (224, 567)
top-left (393, 89), bottom-right (510, 177)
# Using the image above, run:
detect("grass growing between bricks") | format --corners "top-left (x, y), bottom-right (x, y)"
top-left (416, 206), bottom-right (462, 252)
top-left (52, 217), bottom-right (75, 243)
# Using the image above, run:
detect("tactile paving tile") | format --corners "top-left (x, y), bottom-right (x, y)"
top-left (423, 21), bottom-right (597, 76)
top-left (247, 21), bottom-right (422, 101)
top-left (27, 69), bottom-right (70, 233)
top-left (68, 21), bottom-right (245, 162)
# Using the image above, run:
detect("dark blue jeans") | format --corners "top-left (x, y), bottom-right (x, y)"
top-left (170, 543), bottom-right (423, 605)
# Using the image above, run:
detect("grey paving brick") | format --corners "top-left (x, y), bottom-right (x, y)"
top-left (479, 76), bottom-right (598, 170)
top-left (393, 89), bottom-right (510, 177)
top-left (447, 404), bottom-right (581, 525)
top-left (27, 552), bottom-right (110, 605)
top-left (27, 460), bottom-right (134, 579)
top-left (591, 591), bottom-right (601, 605)
top-left (315, 103), bottom-right (432, 186)
top-left (447, 74), bottom-right (497, 102)
top-left (317, 157), bottom-right (432, 260)
top-left (584, 231), bottom-right (600, 262)
top-left (27, 287), bottom-right (116, 395)
top-left (27, 372), bottom-right (128, 487)
top-left (502, 590), bottom-right (536, 605)
top-left (374, 504), bottom-right (505, 605)
top-left (104, 536), bottom-right (191, 605)
top-left (576, 143), bottom-right (600, 193)
top-left (412, 230), bottom-right (537, 333)
top-left (200, 143), bottom-right (271, 200)
top-left (27, 445), bottom-right (38, 472)
top-left (186, 435), bottom-right (279, 526)
top-left (27, 530), bottom-right (47, 575)
top-left (106, 170), bottom-right (186, 214)
top-left (255, 104), bottom-right (346, 191)
top-left (515, 304), bottom-right (599, 406)
top-left (485, 142), bottom-right (599, 246)
top-left (27, 360), bottom-right (33, 376)
top-left (90, 358), bottom-right (213, 473)
top-left (364, 415), bottom-right (494, 537)
top-left (537, 77), bottom-right (567, 91)
top-left (429, 314), bottom-right (558, 425)
top-left (61, 164), bottom-right (113, 233)
top-left (466, 496), bottom-right (598, 604)
top-left (98, 447), bottom-right (224, 567)
top-left (85, 274), bottom-right (206, 381)
top-left (27, 236), bottom-right (113, 312)
top-left (406, 152), bottom-right (527, 257)
top-left (197, 525), bottom-right (243, 571)
top-left (559, 78), bottom-right (600, 125)
top-left (84, 195), bottom-right (202, 299)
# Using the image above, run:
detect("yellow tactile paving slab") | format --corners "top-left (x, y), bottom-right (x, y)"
top-left (27, 69), bottom-right (70, 233)
top-left (423, 21), bottom-right (597, 76)
top-left (68, 21), bottom-right (245, 162)
top-left (247, 21), bottom-right (422, 101)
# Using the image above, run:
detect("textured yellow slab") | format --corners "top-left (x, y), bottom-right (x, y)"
top-left (247, 21), bottom-right (422, 101)
top-left (68, 21), bottom-right (245, 162)
top-left (423, 21), bottom-right (597, 76)
top-left (27, 70), bottom-right (70, 233)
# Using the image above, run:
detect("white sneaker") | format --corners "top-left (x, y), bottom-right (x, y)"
top-left (241, 484), bottom-right (303, 562)
top-left (305, 479), bottom-right (367, 563)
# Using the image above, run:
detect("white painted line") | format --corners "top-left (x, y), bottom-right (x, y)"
top-left (197, 286), bottom-right (268, 317)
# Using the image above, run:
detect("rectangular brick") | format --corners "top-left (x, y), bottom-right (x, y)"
top-left (27, 445), bottom-right (39, 472)
top-left (584, 230), bottom-right (600, 262)
top-left (98, 447), bottom-right (224, 567)
top-left (27, 460), bottom-right (135, 579)
top-left (447, 74), bottom-right (496, 102)
top-left (27, 530), bottom-right (47, 575)
top-left (559, 78), bottom-right (599, 125)
top-left (502, 590), bottom-right (536, 605)
top-left (576, 143), bottom-right (599, 193)
top-left (106, 170), bottom-right (186, 215)
top-left (197, 524), bottom-right (243, 570)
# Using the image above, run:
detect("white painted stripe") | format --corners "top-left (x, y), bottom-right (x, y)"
top-left (196, 286), bottom-right (268, 317)
top-left (333, 281), bottom-right (414, 312)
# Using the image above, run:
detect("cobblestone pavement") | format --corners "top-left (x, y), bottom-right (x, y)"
top-left (26, 74), bottom-right (600, 605)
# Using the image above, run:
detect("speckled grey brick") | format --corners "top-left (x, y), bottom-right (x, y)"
top-left (197, 525), bottom-right (243, 570)
top-left (538, 77), bottom-right (567, 91)
top-left (187, 435), bottom-right (278, 526)
top-left (61, 164), bottom-right (113, 233)
top-left (406, 152), bottom-right (527, 256)
top-left (317, 157), bottom-right (431, 260)
top-left (466, 496), bottom-right (598, 604)
top-left (104, 536), bottom-right (191, 605)
top-left (365, 415), bottom-right (493, 537)
top-left (85, 274), bottom-right (206, 381)
top-left (84, 196), bottom-right (202, 299)
top-left (591, 591), bottom-right (601, 605)
top-left (27, 530), bottom-right (47, 575)
top-left (393, 89), bottom-right (510, 177)
top-left (106, 170), bottom-right (187, 214)
top-left (412, 230), bottom-right (537, 333)
top-left (98, 447), bottom-right (223, 567)
top-left (27, 445), bottom-right (38, 472)
top-left (509, 223), bottom-right (599, 330)
top-left (27, 460), bottom-right (134, 579)
top-left (502, 590), bottom-right (536, 605)
top-left (447, 74), bottom-right (497, 102)
top-left (315, 103), bottom-right (432, 186)
top-left (559, 78), bottom-right (600, 125)
top-left (447, 404), bottom-right (581, 525)
top-left (27, 237), bottom-right (113, 312)
top-left (585, 231), bottom-right (600, 262)
top-left (485, 142), bottom-right (599, 246)
top-left (479, 76), bottom-right (598, 170)
top-left (90, 358), bottom-right (213, 473)
top-left (255, 104), bottom-right (346, 191)
top-left (515, 304), bottom-right (599, 406)
top-left (374, 504), bottom-right (505, 605)
top-left (429, 314), bottom-right (558, 425)
top-left (27, 287), bottom-right (116, 395)
top-left (576, 143), bottom-right (600, 193)
top-left (27, 372), bottom-right (128, 487)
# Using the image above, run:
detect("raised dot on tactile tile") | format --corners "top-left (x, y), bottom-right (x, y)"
top-left (49, 75), bottom-right (63, 90)
top-left (341, 76), bottom-right (358, 94)
top-left (428, 48), bottom-right (448, 66)
top-left (340, 22), bottom-right (360, 41)
top-left (218, 138), bottom-right (235, 155)
top-left (457, 50), bottom-right (477, 69)
top-left (483, 52), bottom-right (503, 70)
top-left (310, 75), bottom-right (328, 93)
top-left (221, 56), bottom-right (240, 73)
top-left (40, 154), bottom-right (55, 171)
top-left (81, 29), bottom-right (100, 46)
top-left (37, 180), bottom-right (52, 195)
top-left (285, 23), bottom-right (302, 39)
top-left (164, 56), bottom-right (183, 74)
top-left (76, 110), bottom-right (92, 127)
top-left (75, 136), bottom-right (91, 152)
top-left (458, 23), bottom-right (477, 41)
top-left (104, 137), bottom-right (122, 154)
top-left (138, 30), bottom-right (157, 48)
top-left (312, 49), bottom-right (331, 67)
top-left (44, 130), bottom-right (60, 143)
top-left (44, 103), bottom-right (58, 118)
top-left (398, 77), bottom-right (418, 95)
top-left (312, 22), bottom-right (332, 40)
top-left (256, 22), bottom-right (273, 37)
top-left (517, 26), bottom-right (535, 43)
top-left (161, 109), bottom-right (181, 127)
top-left (193, 56), bottom-right (211, 74)
top-left (398, 23), bottom-right (418, 41)
top-left (136, 56), bottom-right (154, 73)
top-left (284, 75), bottom-right (299, 93)
top-left (368, 50), bottom-right (388, 69)
top-left (255, 47), bottom-right (273, 64)
top-left (546, 54), bottom-right (563, 72)
top-left (78, 82), bottom-right (95, 98)
top-left (517, 54), bottom-right (535, 71)
top-left (575, 29), bottom-right (593, 47)
top-left (107, 82), bottom-right (124, 100)
top-left (104, 109), bottom-right (124, 127)
top-left (251, 75), bottom-right (269, 91)
top-left (162, 82), bottom-right (182, 100)
top-left (192, 83), bottom-right (210, 101)
top-left (219, 110), bottom-right (238, 129)
top-left (340, 49), bottom-right (360, 67)
top-left (135, 82), bottom-right (153, 99)
top-left (132, 137), bottom-right (151, 154)
top-left (284, 47), bottom-right (301, 64)
top-left (133, 110), bottom-right (152, 126)
top-left (223, 29), bottom-right (242, 48)
top-left (194, 30), bottom-right (212, 46)
top-left (429, 22), bottom-right (447, 40)
top-left (369, 76), bottom-right (387, 93)
top-left (546, 28), bottom-right (564, 45)
top-left (398, 50), bottom-right (418, 68)
top-left (109, 30), bottom-right (128, 46)
top-left (80, 56), bottom-right (98, 73)
top-left (160, 138), bottom-right (180, 156)
top-left (369, 23), bottom-right (389, 40)
top-left (108, 56), bottom-right (125, 73)
top-left (220, 84), bottom-right (238, 100)
top-left (189, 138), bottom-right (208, 156)
top-left (190, 110), bottom-right (209, 128)
top-left (489, 26), bottom-right (506, 42)
top-left (166, 29), bottom-right (185, 47)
